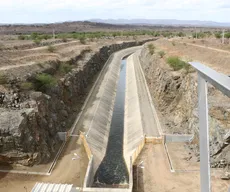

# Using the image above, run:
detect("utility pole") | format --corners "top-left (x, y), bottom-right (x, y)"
top-left (222, 29), bottom-right (225, 44)
top-left (195, 26), bottom-right (198, 39)
top-left (53, 29), bottom-right (55, 39)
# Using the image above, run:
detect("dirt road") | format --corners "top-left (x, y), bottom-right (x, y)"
top-left (154, 38), bottom-right (230, 75)
top-left (133, 144), bottom-right (229, 192)
top-left (177, 40), bottom-right (230, 54)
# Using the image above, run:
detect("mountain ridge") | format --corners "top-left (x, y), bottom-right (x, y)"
top-left (89, 19), bottom-right (230, 27)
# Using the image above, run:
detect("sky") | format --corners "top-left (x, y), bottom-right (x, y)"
top-left (0, 0), bottom-right (230, 23)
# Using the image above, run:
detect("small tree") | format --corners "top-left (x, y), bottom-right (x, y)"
top-left (58, 63), bottom-right (72, 74)
top-left (34, 73), bottom-right (57, 91)
top-left (167, 56), bottom-right (189, 71)
top-left (158, 51), bottom-right (166, 58)
top-left (18, 35), bottom-right (27, 40)
top-left (31, 32), bottom-right (39, 40)
top-left (225, 32), bottom-right (230, 43)
top-left (20, 82), bottom-right (34, 90)
top-left (148, 44), bottom-right (155, 55)
top-left (177, 32), bottom-right (186, 37)
top-left (34, 39), bottom-right (41, 45)
top-left (62, 37), bottom-right (68, 42)
top-left (215, 32), bottom-right (222, 39)
top-left (47, 45), bottom-right (55, 53)
top-left (79, 36), bottom-right (86, 44)
top-left (0, 73), bottom-right (7, 84)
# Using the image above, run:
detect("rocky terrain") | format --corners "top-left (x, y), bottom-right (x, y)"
top-left (0, 39), bottom-right (153, 167)
top-left (139, 42), bottom-right (230, 178)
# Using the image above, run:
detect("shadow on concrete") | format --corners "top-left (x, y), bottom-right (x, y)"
top-left (132, 165), bottom-right (145, 192)
top-left (0, 162), bottom-right (13, 181)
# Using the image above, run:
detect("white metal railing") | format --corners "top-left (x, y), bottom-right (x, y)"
top-left (189, 62), bottom-right (230, 192)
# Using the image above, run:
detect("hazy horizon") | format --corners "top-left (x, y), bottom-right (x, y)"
top-left (0, 0), bottom-right (230, 24)
top-left (0, 18), bottom-right (229, 25)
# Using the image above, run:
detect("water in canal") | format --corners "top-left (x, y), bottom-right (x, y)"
top-left (94, 59), bottom-right (129, 186)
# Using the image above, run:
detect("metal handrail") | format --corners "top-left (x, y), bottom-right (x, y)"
top-left (189, 62), bottom-right (230, 97)
top-left (189, 62), bottom-right (230, 192)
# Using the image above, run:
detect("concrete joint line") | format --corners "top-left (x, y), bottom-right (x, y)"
top-left (132, 55), bottom-right (145, 138)
top-left (71, 53), bottom-right (115, 135)
top-left (86, 54), bottom-right (116, 137)
top-left (163, 143), bottom-right (175, 172)
top-left (135, 52), bottom-right (163, 135)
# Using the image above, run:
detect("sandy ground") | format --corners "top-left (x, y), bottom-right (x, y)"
top-left (0, 137), bottom-right (88, 192)
top-left (167, 142), bottom-right (227, 182)
top-left (166, 142), bottom-right (199, 171)
top-left (178, 38), bottom-right (230, 52)
top-left (133, 144), bottom-right (230, 192)
top-left (0, 36), bottom-right (151, 70)
top-left (154, 38), bottom-right (230, 75)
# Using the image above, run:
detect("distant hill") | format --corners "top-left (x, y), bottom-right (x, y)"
top-left (89, 19), bottom-right (230, 27)
top-left (0, 21), bottom-right (153, 35)
top-left (1, 19), bottom-right (229, 35)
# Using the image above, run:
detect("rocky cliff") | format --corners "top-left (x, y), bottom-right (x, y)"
top-left (0, 39), bottom-right (152, 166)
top-left (139, 44), bottom-right (230, 176)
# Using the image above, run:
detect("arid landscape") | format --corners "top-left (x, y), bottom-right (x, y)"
top-left (0, 16), bottom-right (230, 192)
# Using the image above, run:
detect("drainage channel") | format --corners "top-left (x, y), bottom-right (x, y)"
top-left (93, 59), bottom-right (129, 187)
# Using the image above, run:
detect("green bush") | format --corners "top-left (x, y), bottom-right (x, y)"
top-left (20, 82), bottom-right (34, 90)
top-left (62, 37), bottom-right (68, 42)
top-left (154, 32), bottom-right (161, 37)
top-left (148, 44), bottom-right (155, 55)
top-left (158, 51), bottom-right (166, 58)
top-left (193, 32), bottom-right (206, 39)
top-left (167, 56), bottom-right (189, 71)
top-left (84, 47), bottom-right (92, 52)
top-left (215, 33), bottom-right (222, 39)
top-left (40, 34), bottom-right (51, 40)
top-left (0, 73), bottom-right (7, 84)
top-left (225, 32), bottom-right (230, 40)
top-left (172, 41), bottom-right (176, 46)
top-left (31, 32), bottom-right (39, 40)
top-left (34, 39), bottom-right (41, 45)
top-left (177, 32), bottom-right (186, 37)
top-left (58, 63), bottom-right (72, 74)
top-left (162, 32), bottom-right (173, 38)
top-left (18, 35), bottom-right (27, 40)
top-left (47, 45), bottom-right (55, 53)
top-left (79, 37), bottom-right (86, 44)
top-left (35, 73), bottom-right (57, 91)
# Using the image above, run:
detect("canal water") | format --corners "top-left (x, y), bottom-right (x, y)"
top-left (94, 59), bottom-right (129, 186)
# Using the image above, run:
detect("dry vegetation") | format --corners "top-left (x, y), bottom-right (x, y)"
top-left (0, 22), bottom-right (230, 191)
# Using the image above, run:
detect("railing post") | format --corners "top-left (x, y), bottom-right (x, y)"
top-left (198, 73), bottom-right (211, 192)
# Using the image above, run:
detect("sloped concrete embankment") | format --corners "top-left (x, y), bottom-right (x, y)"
top-left (83, 47), bottom-right (141, 189)
top-left (0, 40), bottom-right (153, 167)
top-left (123, 54), bottom-right (144, 167)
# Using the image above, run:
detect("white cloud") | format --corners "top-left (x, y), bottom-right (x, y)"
top-left (0, 0), bottom-right (229, 23)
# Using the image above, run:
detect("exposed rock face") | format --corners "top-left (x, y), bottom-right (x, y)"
top-left (139, 44), bottom-right (230, 175)
top-left (0, 40), bottom-right (153, 166)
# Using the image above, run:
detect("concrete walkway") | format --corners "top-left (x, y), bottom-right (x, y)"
top-left (130, 52), bottom-right (160, 137)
